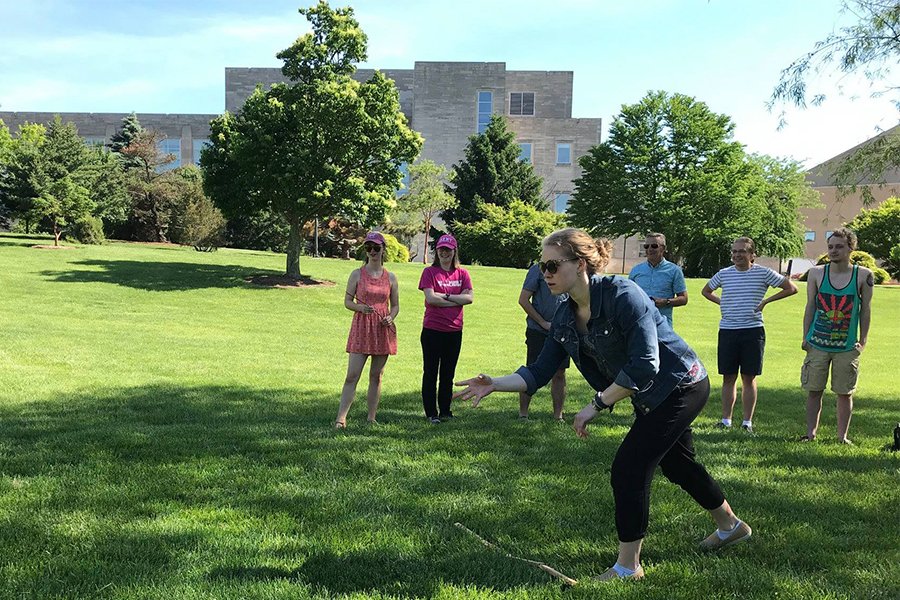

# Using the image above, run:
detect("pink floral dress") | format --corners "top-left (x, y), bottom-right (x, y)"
top-left (346, 266), bottom-right (397, 355)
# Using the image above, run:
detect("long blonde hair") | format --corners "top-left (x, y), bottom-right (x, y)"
top-left (543, 228), bottom-right (612, 275)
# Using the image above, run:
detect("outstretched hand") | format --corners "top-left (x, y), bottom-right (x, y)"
top-left (453, 374), bottom-right (495, 407)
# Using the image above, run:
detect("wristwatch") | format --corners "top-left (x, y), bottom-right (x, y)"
top-left (665, 298), bottom-right (672, 307)
top-left (444, 292), bottom-right (451, 301)
top-left (591, 391), bottom-right (613, 413)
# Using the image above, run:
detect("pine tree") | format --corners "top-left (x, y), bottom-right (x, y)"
top-left (443, 114), bottom-right (545, 230)
top-left (109, 113), bottom-right (143, 153)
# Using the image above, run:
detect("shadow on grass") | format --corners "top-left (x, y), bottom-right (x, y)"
top-left (40, 259), bottom-right (285, 292)
top-left (0, 383), bottom-right (897, 598)
top-left (0, 239), bottom-right (42, 247)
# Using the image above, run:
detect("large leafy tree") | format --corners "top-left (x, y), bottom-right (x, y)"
top-left (391, 160), bottom-right (456, 263)
top-left (770, 0), bottom-right (900, 202)
top-left (571, 92), bottom-right (753, 274)
top-left (846, 195), bottom-right (900, 273)
top-left (747, 153), bottom-right (820, 263)
top-left (570, 91), bottom-right (810, 276)
top-left (202, 1), bottom-right (422, 279)
top-left (443, 114), bottom-right (545, 230)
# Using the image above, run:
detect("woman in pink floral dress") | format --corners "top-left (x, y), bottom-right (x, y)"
top-left (335, 232), bottom-right (399, 427)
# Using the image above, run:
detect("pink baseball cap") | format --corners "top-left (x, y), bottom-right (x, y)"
top-left (436, 234), bottom-right (457, 250)
top-left (364, 232), bottom-right (386, 246)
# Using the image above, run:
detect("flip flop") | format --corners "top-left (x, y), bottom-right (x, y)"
top-left (799, 435), bottom-right (815, 442)
top-left (334, 421), bottom-right (346, 429)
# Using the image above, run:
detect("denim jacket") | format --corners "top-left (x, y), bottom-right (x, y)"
top-left (515, 274), bottom-right (707, 415)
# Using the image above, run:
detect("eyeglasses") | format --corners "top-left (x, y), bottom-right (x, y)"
top-left (538, 257), bottom-right (576, 274)
top-left (731, 249), bottom-right (749, 255)
top-left (364, 244), bottom-right (381, 252)
top-left (643, 243), bottom-right (661, 249)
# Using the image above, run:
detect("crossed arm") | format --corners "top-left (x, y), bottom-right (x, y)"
top-left (423, 287), bottom-right (473, 307)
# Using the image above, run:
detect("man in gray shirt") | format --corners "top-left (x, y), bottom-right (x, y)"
top-left (517, 263), bottom-right (569, 420)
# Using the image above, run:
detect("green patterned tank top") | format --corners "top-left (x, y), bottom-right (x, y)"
top-left (805, 264), bottom-right (860, 352)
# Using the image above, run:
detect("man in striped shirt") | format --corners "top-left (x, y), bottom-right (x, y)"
top-left (702, 237), bottom-right (798, 432)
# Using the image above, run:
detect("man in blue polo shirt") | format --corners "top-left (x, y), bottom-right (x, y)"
top-left (628, 233), bottom-right (688, 326)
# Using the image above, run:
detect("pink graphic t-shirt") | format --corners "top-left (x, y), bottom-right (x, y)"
top-left (418, 266), bottom-right (473, 332)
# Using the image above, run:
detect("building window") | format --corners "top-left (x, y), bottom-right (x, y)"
top-left (518, 142), bottom-right (532, 163)
top-left (82, 137), bottom-right (105, 149)
top-left (193, 138), bottom-right (210, 165)
top-left (554, 193), bottom-right (570, 214)
top-left (557, 143), bottom-right (572, 165)
top-left (157, 138), bottom-right (181, 171)
top-left (396, 162), bottom-right (410, 196)
top-left (825, 230), bottom-right (833, 239)
top-left (477, 91), bottom-right (493, 134)
top-left (509, 92), bottom-right (535, 116)
top-left (804, 231), bottom-right (816, 242)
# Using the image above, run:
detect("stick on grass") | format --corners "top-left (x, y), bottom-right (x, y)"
top-left (454, 522), bottom-right (578, 586)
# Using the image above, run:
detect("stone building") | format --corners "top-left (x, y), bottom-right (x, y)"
top-left (1, 61), bottom-right (601, 217)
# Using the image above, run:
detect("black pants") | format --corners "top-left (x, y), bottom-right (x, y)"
top-left (611, 377), bottom-right (726, 542)
top-left (421, 327), bottom-right (463, 418)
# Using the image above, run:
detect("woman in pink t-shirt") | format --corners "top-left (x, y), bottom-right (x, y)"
top-left (418, 234), bottom-right (473, 423)
top-left (335, 232), bottom-right (399, 428)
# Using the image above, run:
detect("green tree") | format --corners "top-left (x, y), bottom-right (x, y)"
top-left (3, 116), bottom-right (100, 245)
top-left (747, 154), bottom-right (820, 262)
top-left (82, 145), bottom-right (129, 229)
top-left (202, 2), bottom-right (422, 279)
top-left (391, 160), bottom-right (456, 263)
top-left (168, 164), bottom-right (226, 251)
top-left (889, 244), bottom-right (900, 279)
top-left (770, 1), bottom-right (900, 203)
top-left (846, 195), bottom-right (900, 273)
top-left (0, 122), bottom-right (46, 233)
top-left (571, 91), bottom-right (777, 275)
top-left (109, 113), bottom-right (144, 154)
top-left (226, 209), bottom-right (291, 252)
top-left (118, 130), bottom-right (180, 242)
top-left (0, 120), bottom-right (13, 228)
top-left (451, 200), bottom-right (566, 268)
top-left (443, 114), bottom-right (545, 231)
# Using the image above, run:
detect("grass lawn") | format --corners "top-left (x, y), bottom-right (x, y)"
top-left (1, 232), bottom-right (898, 600)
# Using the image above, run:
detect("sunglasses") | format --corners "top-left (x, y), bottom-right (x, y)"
top-left (643, 243), bottom-right (661, 249)
top-left (364, 244), bottom-right (382, 252)
top-left (538, 257), bottom-right (576, 274)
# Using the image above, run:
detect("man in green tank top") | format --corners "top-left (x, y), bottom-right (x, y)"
top-left (800, 228), bottom-right (874, 445)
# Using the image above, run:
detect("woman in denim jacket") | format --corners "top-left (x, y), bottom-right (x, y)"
top-left (455, 228), bottom-right (751, 582)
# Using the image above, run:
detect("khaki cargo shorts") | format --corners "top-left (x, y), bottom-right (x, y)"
top-left (801, 345), bottom-right (861, 395)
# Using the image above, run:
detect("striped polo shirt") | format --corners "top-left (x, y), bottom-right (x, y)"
top-left (707, 264), bottom-right (784, 330)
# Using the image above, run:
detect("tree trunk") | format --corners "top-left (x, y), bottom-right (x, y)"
top-left (286, 213), bottom-right (301, 279)
top-left (422, 219), bottom-right (430, 264)
top-left (53, 219), bottom-right (60, 246)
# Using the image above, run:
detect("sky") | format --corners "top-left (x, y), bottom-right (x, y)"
top-left (1, 0), bottom-right (897, 169)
